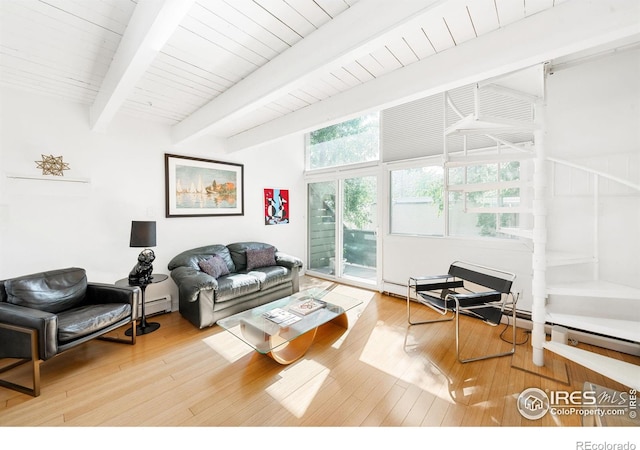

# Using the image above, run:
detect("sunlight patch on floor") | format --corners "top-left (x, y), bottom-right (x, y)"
top-left (201, 332), bottom-right (252, 363)
top-left (329, 287), bottom-right (374, 350)
top-left (265, 359), bottom-right (330, 418)
top-left (359, 320), bottom-right (455, 403)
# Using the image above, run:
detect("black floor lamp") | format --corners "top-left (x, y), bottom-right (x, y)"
top-left (126, 220), bottom-right (162, 336)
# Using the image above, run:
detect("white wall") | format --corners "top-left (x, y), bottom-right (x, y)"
top-left (0, 88), bottom-right (306, 305)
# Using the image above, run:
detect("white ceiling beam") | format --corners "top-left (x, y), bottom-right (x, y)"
top-left (225, 0), bottom-right (640, 152)
top-left (90, 0), bottom-right (195, 132)
top-left (170, 0), bottom-right (452, 145)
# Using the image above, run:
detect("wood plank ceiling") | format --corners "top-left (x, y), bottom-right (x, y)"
top-left (0, 0), bottom-right (637, 150)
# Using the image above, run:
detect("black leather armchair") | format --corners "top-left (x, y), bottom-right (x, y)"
top-left (0, 267), bottom-right (140, 396)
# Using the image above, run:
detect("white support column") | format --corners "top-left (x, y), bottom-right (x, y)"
top-left (531, 67), bottom-right (548, 367)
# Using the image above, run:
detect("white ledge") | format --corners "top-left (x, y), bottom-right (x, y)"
top-left (6, 173), bottom-right (90, 183)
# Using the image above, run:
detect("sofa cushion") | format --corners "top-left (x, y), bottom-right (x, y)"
top-left (168, 245), bottom-right (236, 273)
top-left (227, 242), bottom-right (276, 271)
top-left (198, 254), bottom-right (230, 278)
top-left (247, 265), bottom-right (292, 291)
top-left (215, 273), bottom-right (260, 303)
top-left (4, 268), bottom-right (87, 314)
top-left (57, 303), bottom-right (131, 343)
top-left (245, 247), bottom-right (276, 271)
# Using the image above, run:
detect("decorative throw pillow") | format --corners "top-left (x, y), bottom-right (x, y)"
top-left (245, 247), bottom-right (276, 271)
top-left (198, 254), bottom-right (230, 278)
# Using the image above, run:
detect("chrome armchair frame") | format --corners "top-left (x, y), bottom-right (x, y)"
top-left (407, 261), bottom-right (518, 363)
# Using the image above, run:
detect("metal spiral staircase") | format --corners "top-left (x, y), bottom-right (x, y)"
top-left (444, 67), bottom-right (640, 390)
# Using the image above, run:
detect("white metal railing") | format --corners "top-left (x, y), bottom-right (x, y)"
top-left (547, 156), bottom-right (640, 282)
top-left (547, 156), bottom-right (640, 192)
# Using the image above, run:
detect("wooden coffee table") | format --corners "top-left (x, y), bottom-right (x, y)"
top-left (217, 288), bottom-right (363, 364)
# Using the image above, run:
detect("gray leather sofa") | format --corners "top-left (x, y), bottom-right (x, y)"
top-left (168, 242), bottom-right (303, 329)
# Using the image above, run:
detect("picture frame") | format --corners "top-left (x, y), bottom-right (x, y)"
top-left (264, 188), bottom-right (289, 225)
top-left (165, 153), bottom-right (244, 217)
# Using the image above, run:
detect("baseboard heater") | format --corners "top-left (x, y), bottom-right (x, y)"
top-left (140, 294), bottom-right (172, 317)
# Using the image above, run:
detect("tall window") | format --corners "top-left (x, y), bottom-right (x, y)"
top-left (306, 113), bottom-right (380, 170)
top-left (448, 161), bottom-right (523, 238)
top-left (389, 158), bottom-right (528, 239)
top-left (390, 165), bottom-right (444, 236)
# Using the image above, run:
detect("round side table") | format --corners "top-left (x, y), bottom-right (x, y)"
top-left (116, 274), bottom-right (168, 336)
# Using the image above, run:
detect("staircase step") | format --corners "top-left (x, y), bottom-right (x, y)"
top-left (544, 341), bottom-right (640, 390)
top-left (546, 252), bottom-right (596, 267)
top-left (545, 312), bottom-right (640, 343)
top-left (546, 280), bottom-right (640, 300)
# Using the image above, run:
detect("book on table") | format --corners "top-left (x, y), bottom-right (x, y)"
top-left (263, 308), bottom-right (301, 326)
top-left (289, 298), bottom-right (327, 316)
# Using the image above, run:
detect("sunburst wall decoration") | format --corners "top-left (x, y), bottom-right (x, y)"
top-left (35, 154), bottom-right (70, 176)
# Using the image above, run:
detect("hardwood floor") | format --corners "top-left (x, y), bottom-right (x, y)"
top-left (1, 276), bottom-right (638, 438)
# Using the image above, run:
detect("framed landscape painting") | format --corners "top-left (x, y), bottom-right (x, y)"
top-left (165, 153), bottom-right (244, 217)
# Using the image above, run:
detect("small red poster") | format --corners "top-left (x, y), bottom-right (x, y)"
top-left (264, 188), bottom-right (289, 225)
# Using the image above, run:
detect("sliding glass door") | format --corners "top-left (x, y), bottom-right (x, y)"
top-left (308, 175), bottom-right (378, 286)
top-left (308, 181), bottom-right (337, 276)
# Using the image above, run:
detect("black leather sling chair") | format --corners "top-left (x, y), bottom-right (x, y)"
top-left (407, 261), bottom-right (518, 363)
top-left (0, 267), bottom-right (139, 396)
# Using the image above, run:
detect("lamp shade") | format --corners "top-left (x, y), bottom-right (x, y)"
top-left (130, 221), bottom-right (156, 247)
